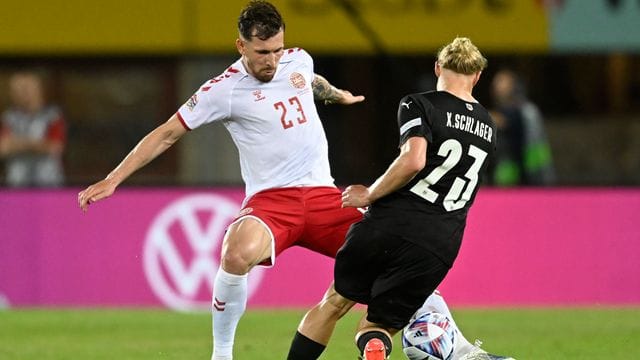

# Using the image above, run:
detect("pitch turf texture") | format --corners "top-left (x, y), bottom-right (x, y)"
top-left (1, 307), bottom-right (638, 359)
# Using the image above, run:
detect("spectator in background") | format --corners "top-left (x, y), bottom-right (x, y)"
top-left (490, 69), bottom-right (554, 186)
top-left (0, 70), bottom-right (65, 187)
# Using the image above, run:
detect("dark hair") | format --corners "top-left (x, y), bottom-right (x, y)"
top-left (238, 1), bottom-right (285, 41)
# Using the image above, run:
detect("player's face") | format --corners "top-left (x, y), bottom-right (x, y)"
top-left (236, 30), bottom-right (285, 83)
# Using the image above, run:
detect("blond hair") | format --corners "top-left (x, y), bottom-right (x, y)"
top-left (437, 37), bottom-right (488, 75)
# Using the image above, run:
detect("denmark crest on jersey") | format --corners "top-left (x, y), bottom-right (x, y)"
top-left (289, 72), bottom-right (306, 89)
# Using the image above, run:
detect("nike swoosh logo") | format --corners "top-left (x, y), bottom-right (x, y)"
top-left (401, 101), bottom-right (413, 109)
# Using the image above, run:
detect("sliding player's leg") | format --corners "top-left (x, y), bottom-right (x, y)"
top-left (417, 290), bottom-right (477, 355)
top-left (414, 291), bottom-right (516, 360)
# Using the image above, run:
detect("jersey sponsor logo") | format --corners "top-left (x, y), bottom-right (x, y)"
top-left (186, 94), bottom-right (198, 111)
top-left (289, 72), bottom-right (306, 89)
top-left (143, 193), bottom-right (266, 311)
top-left (252, 90), bottom-right (266, 102)
top-left (401, 100), bottom-right (413, 109)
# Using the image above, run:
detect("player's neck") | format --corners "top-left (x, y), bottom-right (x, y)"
top-left (437, 79), bottom-right (476, 103)
top-left (240, 57), bottom-right (254, 78)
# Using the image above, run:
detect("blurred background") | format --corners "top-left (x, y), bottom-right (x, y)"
top-left (1, 4), bottom-right (638, 359)
top-left (1, 0), bottom-right (639, 189)
top-left (1, 6), bottom-right (639, 356)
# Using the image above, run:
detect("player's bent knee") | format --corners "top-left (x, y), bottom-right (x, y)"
top-left (222, 224), bottom-right (272, 274)
top-left (220, 250), bottom-right (254, 275)
top-left (222, 219), bottom-right (272, 271)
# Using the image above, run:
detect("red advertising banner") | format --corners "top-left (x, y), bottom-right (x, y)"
top-left (0, 188), bottom-right (638, 310)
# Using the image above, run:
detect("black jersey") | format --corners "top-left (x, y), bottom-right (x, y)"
top-left (365, 91), bottom-right (496, 265)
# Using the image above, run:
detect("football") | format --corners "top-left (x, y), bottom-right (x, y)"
top-left (402, 312), bottom-right (456, 360)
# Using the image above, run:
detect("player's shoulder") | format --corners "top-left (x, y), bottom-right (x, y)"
top-left (280, 47), bottom-right (313, 65)
top-left (400, 91), bottom-right (439, 110)
top-left (197, 63), bottom-right (246, 94)
top-left (418, 90), bottom-right (448, 104)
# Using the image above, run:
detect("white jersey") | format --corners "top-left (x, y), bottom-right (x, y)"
top-left (177, 48), bottom-right (335, 198)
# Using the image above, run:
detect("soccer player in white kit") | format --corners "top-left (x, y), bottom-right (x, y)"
top-left (79, 2), bottom-right (362, 359)
top-left (79, 2), bottom-right (473, 359)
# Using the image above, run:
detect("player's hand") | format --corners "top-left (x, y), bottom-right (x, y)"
top-left (329, 89), bottom-right (365, 106)
top-left (77, 179), bottom-right (117, 212)
top-left (341, 185), bottom-right (371, 208)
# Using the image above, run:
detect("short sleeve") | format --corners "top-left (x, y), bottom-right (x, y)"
top-left (284, 47), bottom-right (314, 79)
top-left (397, 95), bottom-right (432, 146)
top-left (176, 77), bottom-right (233, 130)
top-left (298, 48), bottom-right (314, 76)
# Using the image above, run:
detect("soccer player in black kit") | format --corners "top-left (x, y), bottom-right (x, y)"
top-left (335, 37), bottom-right (513, 360)
top-left (286, 37), bottom-right (515, 360)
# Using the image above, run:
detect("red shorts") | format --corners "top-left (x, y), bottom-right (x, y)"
top-left (233, 186), bottom-right (363, 265)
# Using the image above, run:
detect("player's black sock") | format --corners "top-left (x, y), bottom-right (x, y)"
top-left (356, 330), bottom-right (392, 358)
top-left (287, 331), bottom-right (326, 360)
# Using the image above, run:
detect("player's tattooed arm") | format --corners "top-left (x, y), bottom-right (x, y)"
top-left (312, 74), bottom-right (342, 104)
top-left (312, 74), bottom-right (365, 105)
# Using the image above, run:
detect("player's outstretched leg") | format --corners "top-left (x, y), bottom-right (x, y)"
top-left (419, 290), bottom-right (477, 355)
top-left (211, 217), bottom-right (272, 360)
top-left (211, 267), bottom-right (248, 360)
top-left (418, 292), bottom-right (516, 360)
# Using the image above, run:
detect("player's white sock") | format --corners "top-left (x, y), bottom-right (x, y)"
top-left (211, 267), bottom-right (248, 360)
top-left (420, 291), bottom-right (476, 356)
top-left (421, 290), bottom-right (454, 319)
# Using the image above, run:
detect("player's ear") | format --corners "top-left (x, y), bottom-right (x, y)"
top-left (236, 38), bottom-right (245, 56)
top-left (473, 71), bottom-right (482, 86)
top-left (434, 61), bottom-right (441, 77)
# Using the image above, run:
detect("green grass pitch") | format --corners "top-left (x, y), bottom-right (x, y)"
top-left (1, 307), bottom-right (638, 359)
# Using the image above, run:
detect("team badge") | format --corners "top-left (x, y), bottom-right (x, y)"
top-left (186, 94), bottom-right (198, 111)
top-left (289, 72), bottom-right (306, 89)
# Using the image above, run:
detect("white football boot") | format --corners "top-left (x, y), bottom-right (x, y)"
top-left (457, 340), bottom-right (515, 360)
